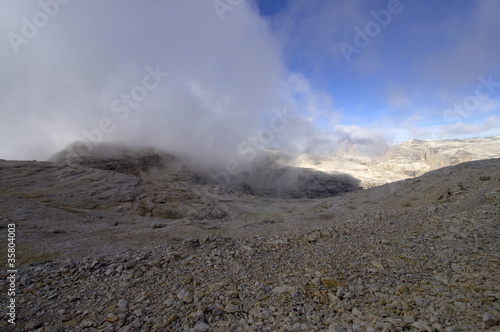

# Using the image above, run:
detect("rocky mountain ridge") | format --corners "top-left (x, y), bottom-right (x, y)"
top-left (0, 137), bottom-right (499, 331)
top-left (45, 135), bottom-right (500, 195)
top-left (376, 135), bottom-right (500, 177)
top-left (0, 155), bottom-right (499, 330)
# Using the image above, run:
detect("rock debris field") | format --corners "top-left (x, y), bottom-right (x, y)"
top-left (0, 152), bottom-right (499, 331)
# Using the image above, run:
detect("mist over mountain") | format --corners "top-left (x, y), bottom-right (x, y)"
top-left (1, 1), bottom-right (499, 329)
top-left (2, 1), bottom-right (498, 164)
top-left (2, 134), bottom-right (500, 329)
top-left (48, 135), bottom-right (500, 198)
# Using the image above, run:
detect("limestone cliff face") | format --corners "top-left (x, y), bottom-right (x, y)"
top-left (377, 136), bottom-right (500, 176)
top-left (46, 136), bottom-right (499, 200)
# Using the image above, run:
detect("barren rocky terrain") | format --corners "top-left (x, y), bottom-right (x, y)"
top-left (0, 138), bottom-right (499, 331)
top-left (376, 136), bottom-right (500, 177)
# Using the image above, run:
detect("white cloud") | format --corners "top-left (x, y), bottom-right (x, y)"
top-left (271, 0), bottom-right (368, 73)
top-left (0, 0), bottom-right (352, 164)
top-left (416, 0), bottom-right (500, 86)
top-left (0, 1), bottom-right (289, 162)
top-left (402, 115), bottom-right (500, 140)
top-left (436, 116), bottom-right (500, 139)
top-left (1, 0), bottom-right (498, 163)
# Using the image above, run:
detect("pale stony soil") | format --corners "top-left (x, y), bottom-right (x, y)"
top-left (0, 155), bottom-right (499, 331)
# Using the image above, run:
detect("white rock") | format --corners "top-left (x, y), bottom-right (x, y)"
top-left (272, 286), bottom-right (296, 294)
top-left (194, 321), bottom-right (211, 332)
top-left (483, 312), bottom-right (500, 327)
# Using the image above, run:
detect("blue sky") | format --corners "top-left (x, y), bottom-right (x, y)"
top-left (254, 0), bottom-right (500, 140)
top-left (0, 0), bottom-right (499, 161)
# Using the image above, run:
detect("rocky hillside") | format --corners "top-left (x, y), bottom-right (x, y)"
top-left (0, 143), bottom-right (499, 331)
top-left (46, 136), bottom-right (500, 193)
top-left (49, 143), bottom-right (369, 199)
top-left (377, 135), bottom-right (500, 177)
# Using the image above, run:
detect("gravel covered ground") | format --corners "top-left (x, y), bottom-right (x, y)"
top-left (2, 199), bottom-right (500, 331)
top-left (0, 158), bottom-right (499, 331)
